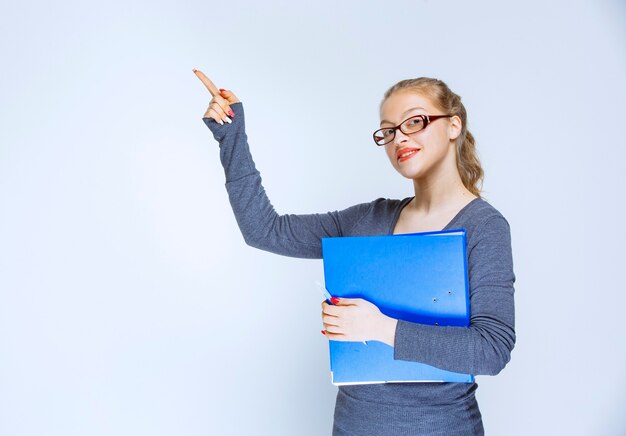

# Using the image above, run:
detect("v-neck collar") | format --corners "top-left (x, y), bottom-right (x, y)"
top-left (388, 196), bottom-right (482, 235)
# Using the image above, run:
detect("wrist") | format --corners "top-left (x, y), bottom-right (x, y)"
top-left (378, 314), bottom-right (398, 346)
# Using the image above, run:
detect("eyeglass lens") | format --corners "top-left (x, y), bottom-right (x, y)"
top-left (375, 116), bottom-right (425, 145)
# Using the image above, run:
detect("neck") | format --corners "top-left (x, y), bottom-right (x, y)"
top-left (408, 152), bottom-right (477, 215)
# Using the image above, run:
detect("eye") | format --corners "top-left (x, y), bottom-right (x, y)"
top-left (407, 117), bottom-right (423, 127)
top-left (376, 128), bottom-right (394, 139)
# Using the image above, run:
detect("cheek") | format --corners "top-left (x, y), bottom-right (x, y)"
top-left (413, 131), bottom-right (446, 157)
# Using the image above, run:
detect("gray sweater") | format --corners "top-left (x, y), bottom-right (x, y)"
top-left (203, 102), bottom-right (516, 435)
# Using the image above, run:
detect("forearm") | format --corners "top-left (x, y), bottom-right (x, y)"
top-left (204, 102), bottom-right (256, 182)
top-left (393, 286), bottom-right (515, 376)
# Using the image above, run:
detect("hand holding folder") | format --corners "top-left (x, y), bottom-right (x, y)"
top-left (316, 281), bottom-right (368, 345)
top-left (320, 229), bottom-right (475, 385)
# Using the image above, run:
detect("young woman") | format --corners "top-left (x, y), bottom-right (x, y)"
top-left (193, 69), bottom-right (516, 436)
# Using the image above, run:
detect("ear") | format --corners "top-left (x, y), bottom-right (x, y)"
top-left (448, 115), bottom-right (462, 141)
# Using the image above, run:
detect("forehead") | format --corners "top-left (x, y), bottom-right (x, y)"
top-left (380, 92), bottom-right (436, 125)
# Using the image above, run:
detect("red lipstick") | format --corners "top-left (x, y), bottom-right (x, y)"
top-left (397, 147), bottom-right (421, 162)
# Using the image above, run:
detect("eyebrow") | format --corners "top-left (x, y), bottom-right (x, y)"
top-left (380, 107), bottom-right (427, 126)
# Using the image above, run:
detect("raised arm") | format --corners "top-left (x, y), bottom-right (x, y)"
top-left (194, 71), bottom-right (372, 259)
top-left (392, 215), bottom-right (516, 376)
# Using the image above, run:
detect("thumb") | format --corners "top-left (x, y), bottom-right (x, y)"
top-left (219, 88), bottom-right (240, 104)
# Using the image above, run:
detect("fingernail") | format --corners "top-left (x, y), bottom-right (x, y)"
top-left (218, 119), bottom-right (224, 125)
top-left (321, 330), bottom-right (326, 335)
top-left (228, 110), bottom-right (234, 117)
top-left (331, 297), bottom-right (340, 304)
top-left (192, 68), bottom-right (197, 73)
top-left (224, 116), bottom-right (232, 123)
top-left (219, 88), bottom-right (226, 92)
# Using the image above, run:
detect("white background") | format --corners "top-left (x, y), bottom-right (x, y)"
top-left (1, 1), bottom-right (624, 435)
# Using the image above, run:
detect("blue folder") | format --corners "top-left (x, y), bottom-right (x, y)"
top-left (321, 229), bottom-right (474, 385)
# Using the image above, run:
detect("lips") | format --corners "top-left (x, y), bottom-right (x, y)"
top-left (396, 147), bottom-right (421, 162)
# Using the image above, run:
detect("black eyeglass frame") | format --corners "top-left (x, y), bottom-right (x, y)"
top-left (373, 114), bottom-right (454, 146)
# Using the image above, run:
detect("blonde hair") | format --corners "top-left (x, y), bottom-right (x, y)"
top-left (380, 78), bottom-right (484, 198)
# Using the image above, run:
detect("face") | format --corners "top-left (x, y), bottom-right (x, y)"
top-left (379, 91), bottom-right (461, 180)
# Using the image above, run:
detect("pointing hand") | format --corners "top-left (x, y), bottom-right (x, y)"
top-left (193, 68), bottom-right (241, 125)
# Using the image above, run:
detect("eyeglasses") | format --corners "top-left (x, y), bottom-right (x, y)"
top-left (373, 114), bottom-right (454, 146)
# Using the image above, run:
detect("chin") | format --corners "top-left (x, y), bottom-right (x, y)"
top-left (394, 169), bottom-right (422, 181)
top-left (394, 162), bottom-right (425, 180)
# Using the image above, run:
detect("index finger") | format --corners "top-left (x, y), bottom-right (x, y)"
top-left (193, 69), bottom-right (221, 97)
top-left (322, 303), bottom-right (339, 316)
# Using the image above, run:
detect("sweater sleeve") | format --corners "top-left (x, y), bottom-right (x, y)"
top-left (392, 215), bottom-right (516, 376)
top-left (203, 101), bottom-right (373, 259)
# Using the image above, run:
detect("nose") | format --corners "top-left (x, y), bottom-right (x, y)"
top-left (393, 127), bottom-right (410, 146)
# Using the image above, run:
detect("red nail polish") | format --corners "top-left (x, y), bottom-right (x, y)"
top-left (228, 110), bottom-right (234, 117)
top-left (321, 330), bottom-right (326, 335)
top-left (219, 88), bottom-right (226, 92)
top-left (331, 297), bottom-right (340, 304)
